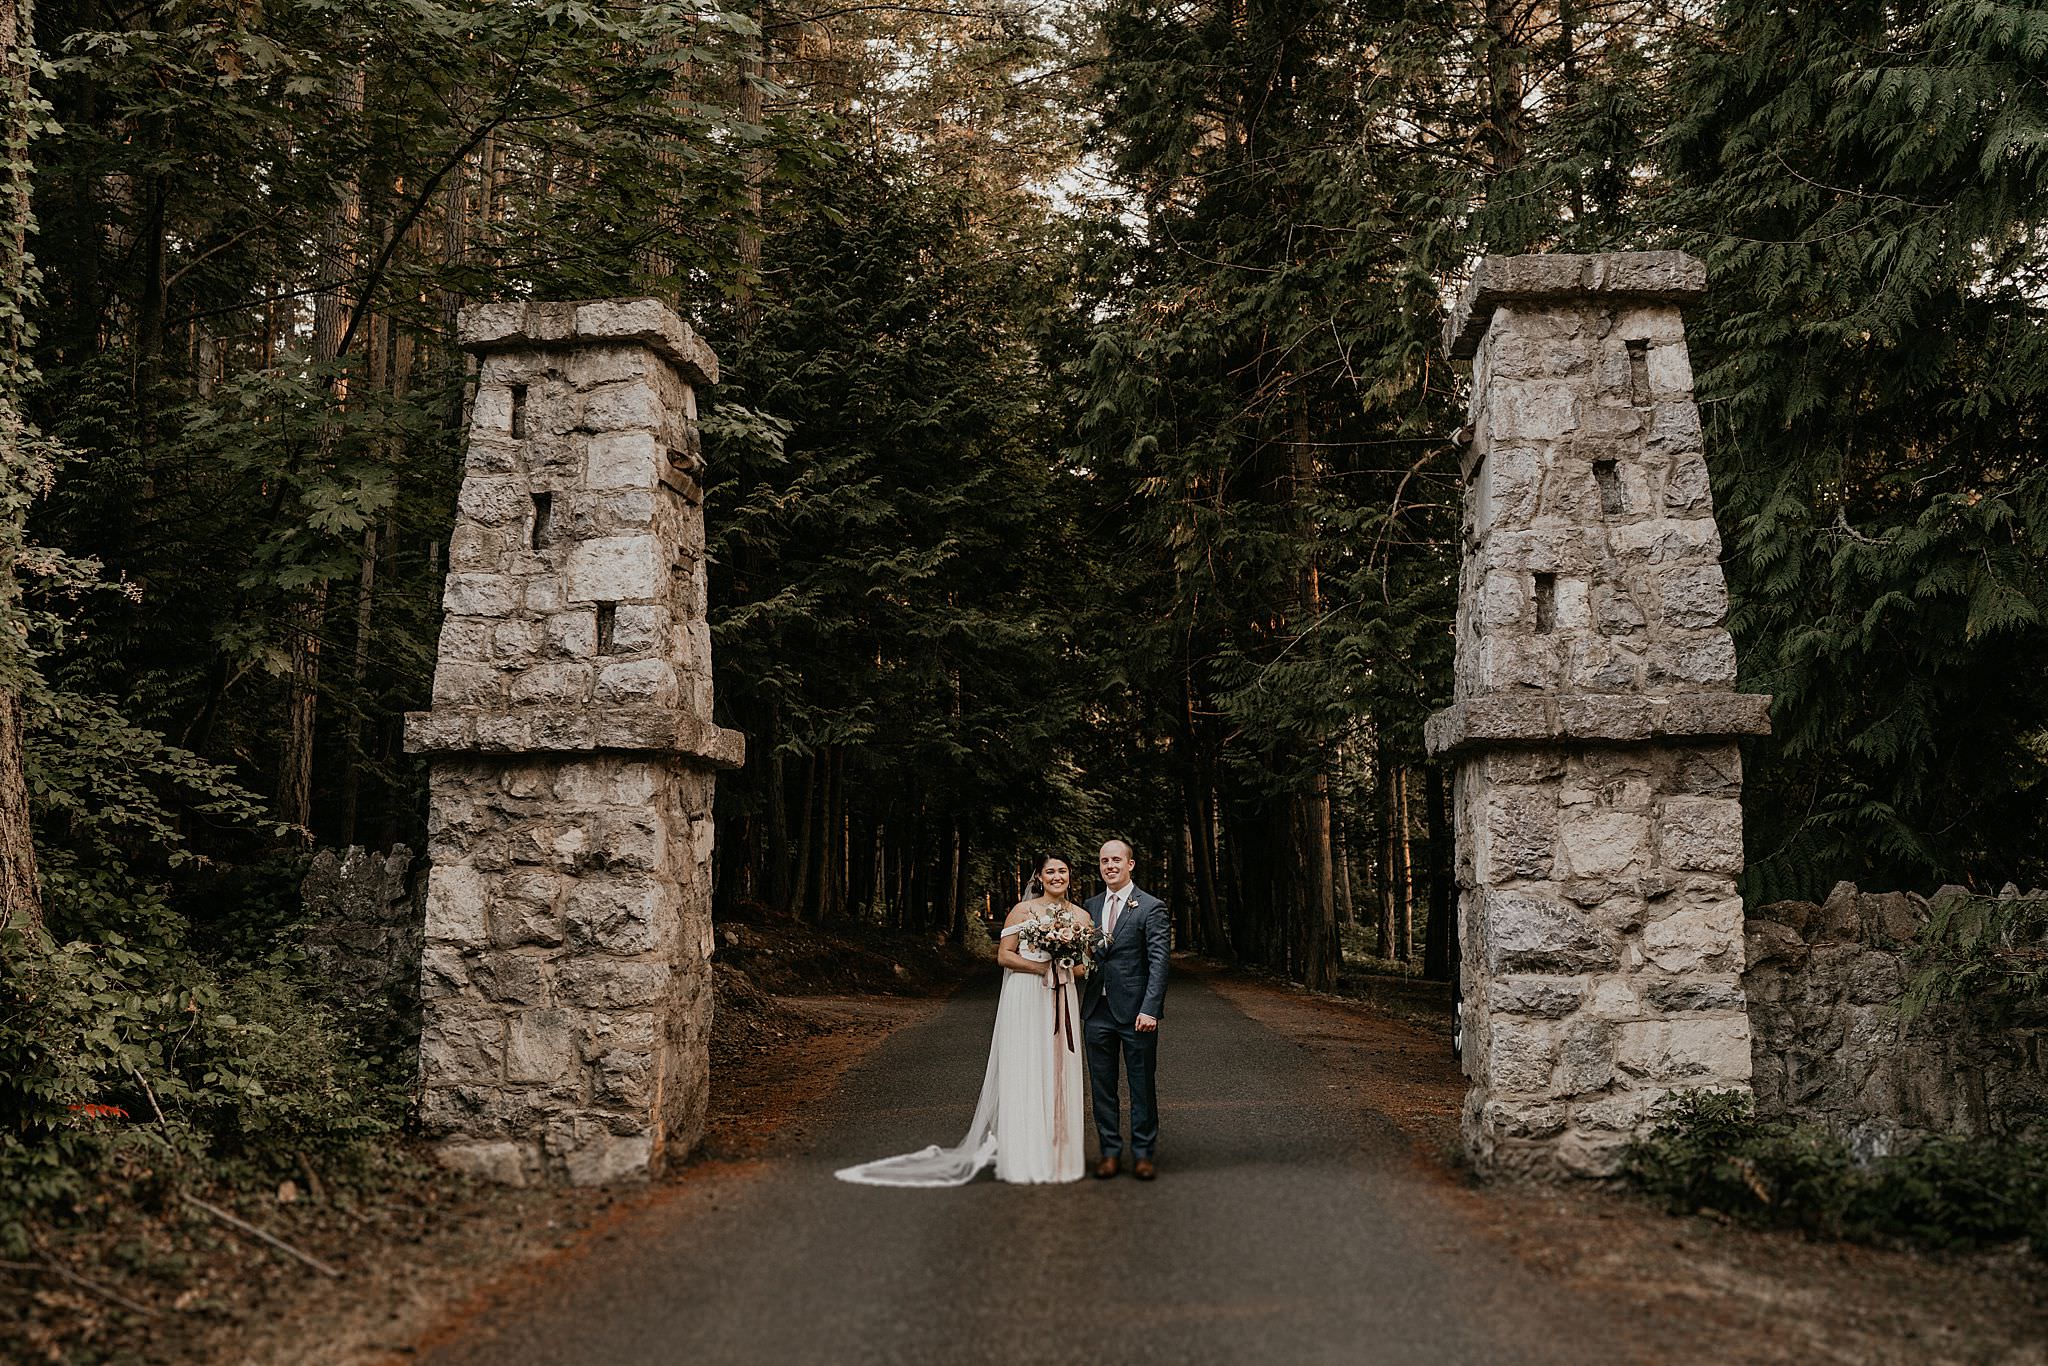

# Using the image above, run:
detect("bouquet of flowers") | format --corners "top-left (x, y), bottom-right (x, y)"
top-left (1018, 911), bottom-right (1101, 978)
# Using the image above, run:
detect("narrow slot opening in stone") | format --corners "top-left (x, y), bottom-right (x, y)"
top-left (510, 384), bottom-right (529, 438)
top-left (596, 601), bottom-right (617, 655)
top-left (1625, 340), bottom-right (1651, 407)
top-left (1593, 459), bottom-right (1625, 515)
top-left (529, 492), bottom-right (552, 551)
top-left (1534, 573), bottom-right (1557, 632)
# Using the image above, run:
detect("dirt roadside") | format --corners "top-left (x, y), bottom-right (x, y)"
top-left (1203, 965), bottom-right (2048, 1366)
top-left (19, 950), bottom-right (2041, 1365)
top-left (0, 954), bottom-right (960, 1366)
top-left (241, 989), bottom-right (951, 1366)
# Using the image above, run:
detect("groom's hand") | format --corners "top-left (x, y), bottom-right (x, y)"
top-left (1135, 1014), bottom-right (1158, 1032)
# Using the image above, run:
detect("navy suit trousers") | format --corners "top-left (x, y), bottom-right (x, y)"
top-left (1084, 999), bottom-right (1159, 1159)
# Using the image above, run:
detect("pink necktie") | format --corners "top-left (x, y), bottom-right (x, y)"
top-left (1105, 894), bottom-right (1120, 939)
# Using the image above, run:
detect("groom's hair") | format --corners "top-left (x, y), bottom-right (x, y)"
top-left (1103, 837), bottom-right (1136, 862)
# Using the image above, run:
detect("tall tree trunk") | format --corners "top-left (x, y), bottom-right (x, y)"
top-left (734, 0), bottom-right (771, 345)
top-left (440, 101), bottom-right (469, 340)
top-left (903, 828), bottom-right (918, 932)
top-left (787, 750), bottom-right (817, 919)
top-left (1295, 777), bottom-right (1338, 989)
top-left (812, 749), bottom-right (833, 920)
top-left (277, 585), bottom-right (327, 838)
top-left (1556, 0), bottom-right (1585, 222)
top-left (0, 0), bottom-right (44, 931)
top-left (1422, 761), bottom-right (1456, 982)
top-left (1481, 0), bottom-right (1531, 181)
top-left (337, 522), bottom-right (377, 844)
top-left (1202, 784), bottom-right (1228, 954)
top-left (916, 819), bottom-right (935, 931)
top-left (339, 320), bottom-right (406, 845)
top-left (946, 823), bottom-right (965, 943)
top-left (1288, 398), bottom-right (1338, 987)
top-left (1395, 766), bottom-right (1415, 962)
top-left (133, 165), bottom-right (166, 476)
top-left (1168, 814), bottom-right (1189, 948)
top-left (1185, 781), bottom-right (1225, 956)
top-left (764, 704), bottom-right (791, 911)
top-left (279, 64), bottom-right (365, 838)
top-left (1375, 744), bottom-right (1396, 960)
top-left (1181, 673), bottom-right (1228, 956)
top-left (0, 694), bottom-right (38, 933)
top-left (1219, 808), bottom-right (1254, 964)
top-left (874, 820), bottom-right (889, 925)
top-left (852, 811), bottom-right (877, 922)
top-left (887, 822), bottom-right (905, 928)
top-left (1333, 802), bottom-right (1356, 927)
top-left (442, 126), bottom-right (486, 440)
top-left (828, 751), bottom-right (844, 919)
top-left (825, 748), bottom-right (846, 920)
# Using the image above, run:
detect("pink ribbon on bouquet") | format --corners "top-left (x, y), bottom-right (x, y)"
top-left (1049, 965), bottom-right (1076, 1053)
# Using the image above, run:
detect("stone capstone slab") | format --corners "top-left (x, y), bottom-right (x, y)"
top-left (458, 298), bottom-right (720, 386)
top-left (1445, 251), bottom-right (1708, 359)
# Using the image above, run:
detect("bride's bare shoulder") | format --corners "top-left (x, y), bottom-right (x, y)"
top-left (1003, 899), bottom-right (1040, 926)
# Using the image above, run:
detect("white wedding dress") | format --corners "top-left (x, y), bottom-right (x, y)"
top-left (835, 918), bottom-right (1086, 1186)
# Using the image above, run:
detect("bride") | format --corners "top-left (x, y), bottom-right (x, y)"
top-left (835, 853), bottom-right (1090, 1186)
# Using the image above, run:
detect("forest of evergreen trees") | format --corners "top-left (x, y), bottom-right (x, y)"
top-left (2, 0), bottom-right (2044, 1014)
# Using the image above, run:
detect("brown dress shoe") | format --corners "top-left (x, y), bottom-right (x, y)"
top-left (1093, 1156), bottom-right (1120, 1179)
top-left (1133, 1158), bottom-right (1156, 1181)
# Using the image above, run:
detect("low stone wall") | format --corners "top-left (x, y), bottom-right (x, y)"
top-left (1744, 881), bottom-right (2048, 1158)
top-left (301, 844), bottom-right (423, 1034)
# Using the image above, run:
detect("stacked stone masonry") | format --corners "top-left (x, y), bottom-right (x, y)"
top-left (1427, 253), bottom-right (1773, 1180)
top-left (1746, 882), bottom-right (2048, 1159)
top-left (300, 844), bottom-right (423, 1041)
top-left (405, 299), bottom-right (743, 1187)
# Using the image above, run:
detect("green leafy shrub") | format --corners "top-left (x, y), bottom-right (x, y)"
top-left (1858, 1136), bottom-right (2048, 1251)
top-left (195, 967), bottom-right (406, 1174)
top-left (1624, 1090), bottom-right (1859, 1233)
top-left (1625, 1091), bottom-right (2048, 1254)
top-left (0, 926), bottom-right (203, 1249)
top-left (0, 881), bottom-right (408, 1256)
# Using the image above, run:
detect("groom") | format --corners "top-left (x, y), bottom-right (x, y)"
top-left (1082, 838), bottom-right (1169, 1180)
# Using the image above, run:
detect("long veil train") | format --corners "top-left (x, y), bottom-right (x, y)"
top-left (832, 1042), bottom-right (1000, 1187)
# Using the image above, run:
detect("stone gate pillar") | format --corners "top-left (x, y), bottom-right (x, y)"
top-left (1424, 254), bottom-right (1772, 1179)
top-left (405, 299), bottom-right (744, 1186)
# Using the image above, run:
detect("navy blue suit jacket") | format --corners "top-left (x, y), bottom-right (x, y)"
top-left (1082, 885), bottom-right (1170, 1024)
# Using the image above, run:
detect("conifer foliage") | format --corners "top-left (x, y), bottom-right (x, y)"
top-left (5, 0), bottom-right (2047, 1011)
top-left (1661, 0), bottom-right (2048, 896)
top-left (1067, 0), bottom-right (1467, 982)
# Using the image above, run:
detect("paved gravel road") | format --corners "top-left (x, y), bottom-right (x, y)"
top-left (420, 970), bottom-right (1590, 1366)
